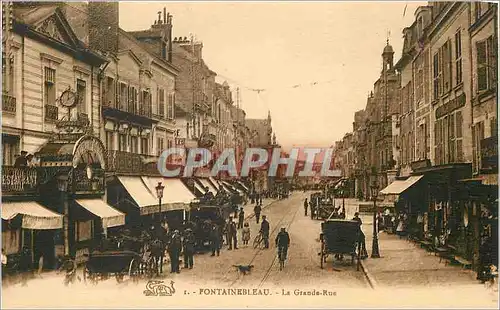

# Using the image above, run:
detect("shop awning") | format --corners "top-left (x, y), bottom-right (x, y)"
top-left (117, 176), bottom-right (159, 215)
top-left (237, 181), bottom-right (249, 191)
top-left (1, 202), bottom-right (63, 230)
top-left (75, 199), bottom-right (125, 228)
top-left (142, 177), bottom-right (196, 211)
top-left (380, 175), bottom-right (424, 195)
top-left (198, 178), bottom-right (218, 193)
top-left (194, 182), bottom-right (206, 195)
top-left (209, 177), bottom-right (220, 189)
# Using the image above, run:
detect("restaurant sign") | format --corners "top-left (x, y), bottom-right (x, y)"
top-left (480, 136), bottom-right (498, 171)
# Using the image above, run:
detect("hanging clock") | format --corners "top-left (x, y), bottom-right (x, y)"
top-left (59, 90), bottom-right (77, 108)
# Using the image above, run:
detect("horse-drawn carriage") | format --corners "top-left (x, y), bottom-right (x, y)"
top-left (189, 202), bottom-right (232, 250)
top-left (82, 230), bottom-right (165, 284)
top-left (319, 219), bottom-right (361, 270)
top-left (83, 250), bottom-right (144, 284)
top-left (310, 192), bottom-right (336, 220)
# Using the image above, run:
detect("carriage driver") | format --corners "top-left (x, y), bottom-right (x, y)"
top-left (275, 227), bottom-right (290, 260)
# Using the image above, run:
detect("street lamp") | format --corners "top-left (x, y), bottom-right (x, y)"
top-left (370, 180), bottom-right (380, 258)
top-left (155, 181), bottom-right (165, 224)
top-left (342, 189), bottom-right (345, 209)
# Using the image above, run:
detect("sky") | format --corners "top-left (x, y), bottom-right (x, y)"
top-left (119, 1), bottom-right (427, 150)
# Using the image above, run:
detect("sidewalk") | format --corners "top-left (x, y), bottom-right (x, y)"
top-left (361, 221), bottom-right (487, 289)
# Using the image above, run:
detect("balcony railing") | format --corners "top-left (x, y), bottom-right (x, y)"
top-left (2, 166), bottom-right (39, 194)
top-left (106, 150), bottom-right (160, 175)
top-left (2, 93), bottom-right (16, 113)
top-left (103, 98), bottom-right (152, 119)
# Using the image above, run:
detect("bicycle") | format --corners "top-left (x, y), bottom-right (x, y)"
top-left (253, 232), bottom-right (264, 249)
top-left (278, 247), bottom-right (287, 271)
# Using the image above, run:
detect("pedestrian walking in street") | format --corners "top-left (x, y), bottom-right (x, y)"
top-left (254, 204), bottom-right (262, 224)
top-left (352, 213), bottom-right (368, 259)
top-left (260, 215), bottom-right (270, 249)
top-left (242, 223), bottom-right (251, 246)
top-left (182, 228), bottom-right (195, 269)
top-left (227, 219), bottom-right (238, 250)
top-left (209, 224), bottom-right (221, 257)
top-left (167, 230), bottom-right (182, 273)
top-left (304, 198), bottom-right (308, 216)
top-left (238, 208), bottom-right (245, 229)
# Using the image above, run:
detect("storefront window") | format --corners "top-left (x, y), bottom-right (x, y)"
top-left (75, 220), bottom-right (93, 242)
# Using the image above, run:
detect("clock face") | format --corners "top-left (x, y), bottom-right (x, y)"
top-left (59, 90), bottom-right (76, 108)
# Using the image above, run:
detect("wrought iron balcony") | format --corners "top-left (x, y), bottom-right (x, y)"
top-left (2, 93), bottom-right (16, 113)
top-left (2, 166), bottom-right (39, 195)
top-left (103, 98), bottom-right (153, 121)
top-left (106, 150), bottom-right (160, 175)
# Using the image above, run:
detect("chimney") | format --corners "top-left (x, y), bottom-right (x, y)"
top-left (88, 2), bottom-right (119, 55)
top-left (163, 8), bottom-right (166, 24)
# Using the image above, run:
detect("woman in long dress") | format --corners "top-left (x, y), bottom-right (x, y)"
top-left (396, 214), bottom-right (404, 238)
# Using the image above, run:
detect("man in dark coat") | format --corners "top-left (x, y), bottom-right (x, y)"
top-left (304, 198), bottom-right (308, 216)
top-left (14, 151), bottom-right (28, 168)
top-left (254, 204), bottom-right (262, 224)
top-left (209, 224), bottom-right (221, 257)
top-left (226, 219), bottom-right (238, 250)
top-left (183, 228), bottom-right (195, 269)
top-left (353, 213), bottom-right (368, 259)
top-left (238, 208), bottom-right (245, 229)
top-left (260, 215), bottom-right (270, 249)
top-left (167, 231), bottom-right (182, 273)
top-left (275, 227), bottom-right (291, 260)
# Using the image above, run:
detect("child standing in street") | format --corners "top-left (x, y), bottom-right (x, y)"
top-left (242, 222), bottom-right (251, 246)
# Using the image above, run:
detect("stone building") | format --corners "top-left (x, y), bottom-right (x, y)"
top-left (469, 2), bottom-right (497, 183)
top-left (172, 35), bottom-right (217, 149)
top-left (246, 111), bottom-right (273, 147)
top-left (2, 2), bottom-right (124, 268)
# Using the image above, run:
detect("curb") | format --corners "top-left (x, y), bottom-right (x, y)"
top-left (359, 260), bottom-right (378, 290)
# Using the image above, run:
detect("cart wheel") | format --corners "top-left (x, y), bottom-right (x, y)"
top-left (350, 253), bottom-right (355, 266)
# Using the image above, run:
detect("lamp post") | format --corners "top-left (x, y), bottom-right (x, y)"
top-left (342, 190), bottom-right (345, 209)
top-left (370, 181), bottom-right (380, 258)
top-left (155, 182), bottom-right (164, 225)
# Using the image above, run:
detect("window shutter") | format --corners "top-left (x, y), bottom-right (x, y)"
top-left (477, 41), bottom-right (488, 91)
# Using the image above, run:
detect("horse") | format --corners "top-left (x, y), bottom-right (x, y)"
top-left (148, 238), bottom-right (167, 275)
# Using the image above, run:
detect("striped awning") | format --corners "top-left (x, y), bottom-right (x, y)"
top-left (117, 176), bottom-right (159, 215)
top-left (1, 201), bottom-right (63, 230)
top-left (75, 199), bottom-right (125, 228)
top-left (380, 175), bottom-right (424, 195)
top-left (142, 177), bottom-right (196, 211)
top-left (198, 178), bottom-right (218, 193)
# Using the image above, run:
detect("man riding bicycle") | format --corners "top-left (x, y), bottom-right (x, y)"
top-left (275, 227), bottom-right (290, 260)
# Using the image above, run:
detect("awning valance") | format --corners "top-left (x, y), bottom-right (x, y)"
top-left (1, 202), bottom-right (63, 229)
top-left (117, 176), bottom-right (159, 215)
top-left (380, 175), bottom-right (424, 195)
top-left (75, 199), bottom-right (125, 228)
top-left (142, 177), bottom-right (195, 211)
top-left (199, 178), bottom-right (218, 193)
